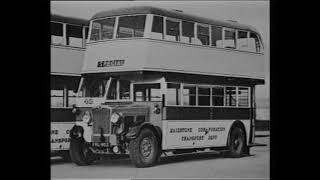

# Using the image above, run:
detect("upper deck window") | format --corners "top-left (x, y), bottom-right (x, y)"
top-left (151, 15), bottom-right (164, 39)
top-left (166, 19), bottom-right (180, 41)
top-left (211, 26), bottom-right (223, 47)
top-left (237, 30), bottom-right (248, 51)
top-left (249, 32), bottom-right (263, 53)
top-left (181, 21), bottom-right (194, 43)
top-left (224, 28), bottom-right (236, 49)
top-left (117, 15), bottom-right (146, 38)
top-left (51, 22), bottom-right (63, 45)
top-left (197, 24), bottom-right (209, 46)
top-left (66, 24), bottom-right (83, 47)
top-left (90, 17), bottom-right (115, 41)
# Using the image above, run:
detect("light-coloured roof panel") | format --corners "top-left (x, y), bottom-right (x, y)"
top-left (91, 6), bottom-right (259, 34)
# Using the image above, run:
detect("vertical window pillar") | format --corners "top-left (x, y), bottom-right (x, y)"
top-left (144, 14), bottom-right (153, 38)
top-left (116, 80), bottom-right (120, 100)
top-left (163, 17), bottom-right (167, 40)
top-left (82, 26), bottom-right (86, 48)
top-left (62, 23), bottom-right (67, 45)
top-left (113, 16), bottom-right (119, 39)
top-left (180, 83), bottom-right (184, 106)
top-left (209, 25), bottom-right (212, 46)
top-left (236, 87), bottom-right (239, 107)
top-left (63, 85), bottom-right (68, 107)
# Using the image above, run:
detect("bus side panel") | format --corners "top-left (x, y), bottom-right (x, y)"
top-left (51, 108), bottom-right (76, 151)
top-left (51, 122), bottom-right (74, 151)
top-left (162, 120), bottom-right (237, 150)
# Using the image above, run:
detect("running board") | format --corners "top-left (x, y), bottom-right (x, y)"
top-left (248, 143), bottom-right (267, 147)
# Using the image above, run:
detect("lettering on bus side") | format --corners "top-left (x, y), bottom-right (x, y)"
top-left (97, 60), bottom-right (125, 67)
top-left (168, 127), bottom-right (226, 142)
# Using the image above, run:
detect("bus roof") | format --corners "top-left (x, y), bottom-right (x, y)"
top-left (51, 14), bottom-right (89, 26)
top-left (91, 6), bottom-right (259, 34)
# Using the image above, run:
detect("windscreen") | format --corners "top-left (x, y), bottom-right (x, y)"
top-left (78, 77), bottom-right (108, 97)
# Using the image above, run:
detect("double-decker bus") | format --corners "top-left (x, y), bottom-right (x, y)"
top-left (51, 14), bottom-right (89, 159)
top-left (68, 6), bottom-right (266, 168)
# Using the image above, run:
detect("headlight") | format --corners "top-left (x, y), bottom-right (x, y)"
top-left (82, 111), bottom-right (91, 123)
top-left (111, 112), bottom-right (121, 123)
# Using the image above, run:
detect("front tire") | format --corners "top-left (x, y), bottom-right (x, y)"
top-left (227, 127), bottom-right (247, 158)
top-left (69, 138), bottom-right (95, 166)
top-left (129, 128), bottom-right (160, 168)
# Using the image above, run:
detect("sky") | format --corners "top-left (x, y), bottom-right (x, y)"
top-left (51, 1), bottom-right (269, 99)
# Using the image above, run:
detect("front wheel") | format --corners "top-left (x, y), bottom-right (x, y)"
top-left (129, 128), bottom-right (160, 168)
top-left (69, 138), bottom-right (95, 166)
top-left (227, 127), bottom-right (247, 158)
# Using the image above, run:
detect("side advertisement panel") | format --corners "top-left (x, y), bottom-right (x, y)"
top-left (51, 122), bottom-right (75, 151)
top-left (162, 120), bottom-right (250, 150)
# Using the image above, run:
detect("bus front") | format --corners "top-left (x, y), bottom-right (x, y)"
top-left (69, 12), bottom-right (163, 167)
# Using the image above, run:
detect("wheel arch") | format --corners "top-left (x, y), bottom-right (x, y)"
top-left (126, 122), bottom-right (162, 143)
top-left (226, 120), bottom-right (248, 147)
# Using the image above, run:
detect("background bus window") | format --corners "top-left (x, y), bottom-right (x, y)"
top-left (237, 30), bottom-right (249, 51)
top-left (212, 86), bottom-right (224, 106)
top-left (151, 16), bottom-right (164, 39)
top-left (90, 18), bottom-right (115, 41)
top-left (224, 29), bottom-right (236, 49)
top-left (51, 90), bottom-right (64, 107)
top-left (211, 26), bottom-right (223, 47)
top-left (165, 19), bottom-right (180, 41)
top-left (198, 87), bottom-right (210, 106)
top-left (117, 15), bottom-right (146, 38)
top-left (167, 83), bottom-right (181, 105)
top-left (134, 83), bottom-right (161, 102)
top-left (66, 24), bottom-right (83, 47)
top-left (51, 22), bottom-right (64, 45)
top-left (197, 24), bottom-right (209, 46)
top-left (119, 80), bottom-right (130, 100)
top-left (225, 87), bottom-right (237, 106)
top-left (238, 87), bottom-right (249, 107)
top-left (68, 90), bottom-right (77, 107)
top-left (248, 32), bottom-right (262, 53)
top-left (183, 85), bottom-right (196, 106)
top-left (181, 21), bottom-right (194, 43)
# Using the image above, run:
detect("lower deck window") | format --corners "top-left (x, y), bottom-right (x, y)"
top-left (51, 90), bottom-right (64, 107)
top-left (134, 83), bottom-right (161, 102)
top-left (212, 86), bottom-right (224, 106)
top-left (198, 87), bottom-right (210, 106)
top-left (238, 87), bottom-right (249, 107)
top-left (225, 87), bottom-right (237, 106)
top-left (167, 83), bottom-right (181, 105)
top-left (183, 85), bottom-right (196, 106)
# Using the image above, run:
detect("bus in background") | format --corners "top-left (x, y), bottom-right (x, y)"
top-left (68, 6), bottom-right (265, 167)
top-left (50, 14), bottom-right (89, 159)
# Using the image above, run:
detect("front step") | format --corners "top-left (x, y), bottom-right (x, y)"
top-left (248, 143), bottom-right (267, 147)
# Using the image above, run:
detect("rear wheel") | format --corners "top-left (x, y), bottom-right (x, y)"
top-left (69, 138), bottom-right (95, 166)
top-left (227, 127), bottom-right (247, 158)
top-left (129, 128), bottom-right (160, 168)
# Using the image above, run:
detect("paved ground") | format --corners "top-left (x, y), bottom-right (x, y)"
top-left (51, 131), bottom-right (269, 179)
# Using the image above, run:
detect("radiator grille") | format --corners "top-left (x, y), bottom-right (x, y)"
top-left (92, 108), bottom-right (111, 141)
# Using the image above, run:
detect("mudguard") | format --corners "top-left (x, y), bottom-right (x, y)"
top-left (125, 122), bottom-right (161, 141)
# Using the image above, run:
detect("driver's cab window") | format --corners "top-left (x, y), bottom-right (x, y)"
top-left (134, 83), bottom-right (161, 102)
top-left (107, 79), bottom-right (131, 100)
